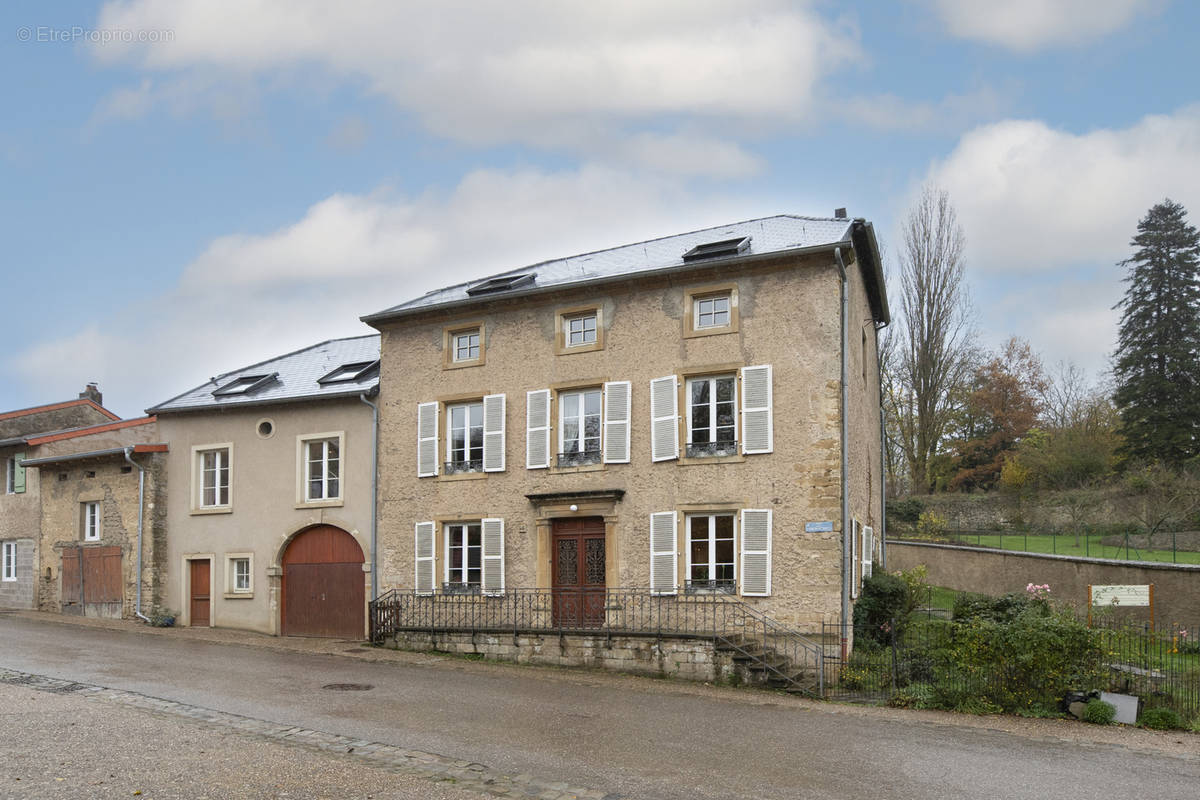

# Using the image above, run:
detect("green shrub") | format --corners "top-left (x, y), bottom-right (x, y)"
top-left (853, 572), bottom-right (909, 646)
top-left (888, 497), bottom-right (925, 526)
top-left (952, 591), bottom-right (1044, 624)
top-left (1083, 699), bottom-right (1116, 725)
top-left (1190, 715), bottom-right (1200, 733)
top-left (916, 511), bottom-right (948, 539)
top-left (1139, 708), bottom-right (1183, 730)
top-left (888, 682), bottom-right (935, 709)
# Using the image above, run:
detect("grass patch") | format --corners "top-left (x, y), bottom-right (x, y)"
top-left (927, 532), bottom-right (1200, 564)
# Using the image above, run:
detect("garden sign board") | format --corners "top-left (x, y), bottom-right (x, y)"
top-left (1090, 584), bottom-right (1152, 607)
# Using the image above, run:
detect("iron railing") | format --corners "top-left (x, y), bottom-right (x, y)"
top-left (557, 449), bottom-right (602, 467)
top-left (444, 459), bottom-right (483, 475)
top-left (685, 440), bottom-right (739, 458)
top-left (369, 586), bottom-right (826, 694)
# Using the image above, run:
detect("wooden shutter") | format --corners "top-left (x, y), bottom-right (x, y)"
top-left (482, 517), bottom-right (505, 595)
top-left (740, 509), bottom-right (772, 597)
top-left (649, 511), bottom-right (678, 595)
top-left (650, 376), bottom-right (678, 462)
top-left (850, 519), bottom-right (860, 599)
top-left (526, 389), bottom-right (551, 469)
top-left (11, 452), bottom-right (25, 494)
top-left (863, 525), bottom-right (874, 579)
top-left (602, 381), bottom-right (631, 463)
top-left (483, 393), bottom-right (506, 472)
top-left (414, 521), bottom-right (435, 594)
top-left (417, 403), bottom-right (438, 477)
top-left (741, 365), bottom-right (773, 454)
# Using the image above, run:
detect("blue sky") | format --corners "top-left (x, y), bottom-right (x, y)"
top-left (3, 0), bottom-right (1199, 418)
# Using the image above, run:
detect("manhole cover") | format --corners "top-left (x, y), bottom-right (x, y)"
top-left (322, 683), bottom-right (373, 691)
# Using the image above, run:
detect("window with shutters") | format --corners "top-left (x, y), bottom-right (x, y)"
top-left (555, 305), bottom-right (604, 354)
top-left (446, 401), bottom-right (484, 473)
top-left (191, 444), bottom-right (232, 513)
top-left (443, 322), bottom-right (485, 369)
top-left (444, 522), bottom-right (482, 592)
top-left (528, 382), bottom-right (629, 470)
top-left (5, 454), bottom-right (25, 494)
top-left (685, 513), bottom-right (736, 593)
top-left (685, 375), bottom-right (738, 458)
top-left (683, 284), bottom-right (739, 338)
top-left (2, 541), bottom-right (16, 581)
top-left (297, 432), bottom-right (343, 505)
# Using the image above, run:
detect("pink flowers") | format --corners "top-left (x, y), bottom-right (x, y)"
top-left (1025, 583), bottom-right (1051, 599)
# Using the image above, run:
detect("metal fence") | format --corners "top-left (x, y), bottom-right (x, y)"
top-left (822, 609), bottom-right (1200, 720)
top-left (895, 529), bottom-right (1197, 564)
top-left (369, 586), bottom-right (827, 693)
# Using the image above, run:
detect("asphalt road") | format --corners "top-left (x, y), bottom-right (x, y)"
top-left (2, 614), bottom-right (1198, 800)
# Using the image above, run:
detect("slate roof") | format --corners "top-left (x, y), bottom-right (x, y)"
top-left (148, 335), bottom-right (380, 414)
top-left (363, 214), bottom-right (867, 324)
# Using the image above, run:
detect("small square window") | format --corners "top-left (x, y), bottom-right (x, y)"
top-left (566, 313), bottom-right (597, 347)
top-left (684, 285), bottom-right (739, 338)
top-left (694, 295), bottom-right (731, 329)
top-left (82, 501), bottom-right (101, 541)
top-left (454, 330), bottom-right (481, 362)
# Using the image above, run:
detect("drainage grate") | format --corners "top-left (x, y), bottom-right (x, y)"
top-left (321, 683), bottom-right (373, 691)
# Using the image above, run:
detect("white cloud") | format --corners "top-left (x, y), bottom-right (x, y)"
top-left (9, 166), bottom-right (775, 417)
top-left (90, 0), bottom-right (859, 174)
top-left (929, 0), bottom-right (1163, 51)
top-left (926, 107), bottom-right (1200, 275)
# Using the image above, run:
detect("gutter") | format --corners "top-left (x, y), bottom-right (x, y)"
top-left (19, 443), bottom-right (167, 467)
top-left (835, 247), bottom-right (851, 659)
top-left (360, 393), bottom-right (379, 601)
top-left (147, 385), bottom-right (379, 417)
top-left (123, 447), bottom-right (151, 624)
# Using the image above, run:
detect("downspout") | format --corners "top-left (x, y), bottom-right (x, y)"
top-left (123, 447), bottom-right (150, 623)
top-left (360, 393), bottom-right (379, 601)
top-left (835, 247), bottom-right (850, 660)
top-left (876, 319), bottom-right (889, 571)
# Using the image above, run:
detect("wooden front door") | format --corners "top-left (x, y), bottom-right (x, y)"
top-left (551, 517), bottom-right (606, 628)
top-left (190, 559), bottom-right (211, 627)
top-left (281, 525), bottom-right (365, 638)
top-left (60, 546), bottom-right (123, 618)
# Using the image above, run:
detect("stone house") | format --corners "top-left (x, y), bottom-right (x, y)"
top-left (147, 335), bottom-right (379, 637)
top-left (362, 214), bottom-right (888, 683)
top-left (0, 385), bottom-right (125, 611)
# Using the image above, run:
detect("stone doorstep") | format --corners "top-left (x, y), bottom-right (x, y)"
top-left (0, 668), bottom-right (613, 800)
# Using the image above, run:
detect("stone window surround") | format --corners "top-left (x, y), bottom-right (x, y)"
top-left (555, 304), bottom-right (604, 355)
top-left (442, 321), bottom-right (486, 370)
top-left (190, 443), bottom-right (233, 515)
top-left (682, 282), bottom-right (739, 339)
top-left (676, 501), bottom-right (745, 590)
top-left (224, 552), bottom-right (254, 599)
top-left (433, 391), bottom-right (495, 482)
top-left (674, 363), bottom-right (747, 466)
top-left (443, 520), bottom-right (483, 590)
top-left (295, 431), bottom-right (345, 508)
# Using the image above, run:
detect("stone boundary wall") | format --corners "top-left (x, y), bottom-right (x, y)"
top-left (384, 630), bottom-right (752, 685)
top-left (887, 540), bottom-right (1200, 623)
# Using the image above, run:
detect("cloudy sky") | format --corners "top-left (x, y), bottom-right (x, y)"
top-left (3, 0), bottom-right (1198, 418)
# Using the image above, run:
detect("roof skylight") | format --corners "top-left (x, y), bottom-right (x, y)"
top-left (212, 373), bottom-right (277, 397)
top-left (681, 237), bottom-right (751, 262)
top-left (317, 360), bottom-right (380, 385)
top-left (465, 272), bottom-right (536, 296)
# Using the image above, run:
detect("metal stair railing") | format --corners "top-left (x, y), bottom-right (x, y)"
top-left (712, 598), bottom-right (826, 696)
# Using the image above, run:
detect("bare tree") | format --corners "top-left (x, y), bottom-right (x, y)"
top-left (885, 186), bottom-right (976, 494)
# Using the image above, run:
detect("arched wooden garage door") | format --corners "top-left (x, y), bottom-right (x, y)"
top-left (281, 525), bottom-right (365, 638)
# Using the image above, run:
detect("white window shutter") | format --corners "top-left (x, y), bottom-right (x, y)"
top-left (863, 525), bottom-right (874, 579)
top-left (415, 521), bottom-right (436, 594)
top-left (602, 381), bottom-right (631, 464)
top-left (850, 519), bottom-right (861, 599)
top-left (417, 402), bottom-right (438, 477)
top-left (526, 389), bottom-right (551, 469)
top-left (740, 509), bottom-right (772, 597)
top-left (649, 511), bottom-right (678, 595)
top-left (482, 517), bottom-right (505, 595)
top-left (649, 376), bottom-right (679, 462)
top-left (741, 365), bottom-right (773, 454)
top-left (483, 393), bottom-right (506, 472)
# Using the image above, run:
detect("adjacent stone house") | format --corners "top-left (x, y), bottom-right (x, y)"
top-left (147, 335), bottom-right (379, 637)
top-left (363, 214), bottom-right (888, 681)
top-left (0, 386), bottom-right (124, 611)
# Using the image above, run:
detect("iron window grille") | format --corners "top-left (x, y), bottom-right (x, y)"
top-left (686, 440), bottom-right (739, 458)
top-left (557, 448), bottom-right (602, 467)
top-left (444, 459), bottom-right (483, 475)
top-left (684, 579), bottom-right (737, 595)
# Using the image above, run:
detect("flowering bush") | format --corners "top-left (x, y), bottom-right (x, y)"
top-left (1025, 583), bottom-right (1051, 600)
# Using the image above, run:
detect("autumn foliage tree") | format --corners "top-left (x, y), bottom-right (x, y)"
top-left (949, 338), bottom-right (1046, 491)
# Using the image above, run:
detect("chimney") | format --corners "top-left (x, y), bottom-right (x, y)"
top-left (80, 383), bottom-right (102, 406)
top-left (834, 208), bottom-right (847, 219)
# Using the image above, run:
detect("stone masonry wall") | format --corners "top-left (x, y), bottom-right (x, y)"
top-left (0, 539), bottom-right (36, 609)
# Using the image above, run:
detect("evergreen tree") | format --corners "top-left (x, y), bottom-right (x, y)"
top-left (1112, 199), bottom-right (1200, 465)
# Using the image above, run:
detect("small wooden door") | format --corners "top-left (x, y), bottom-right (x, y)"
top-left (551, 517), bottom-right (606, 628)
top-left (60, 546), bottom-right (123, 618)
top-left (190, 560), bottom-right (211, 627)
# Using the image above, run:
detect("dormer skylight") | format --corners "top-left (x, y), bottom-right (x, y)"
top-left (212, 373), bottom-right (277, 397)
top-left (317, 360), bottom-right (380, 385)
top-left (465, 272), bottom-right (536, 296)
top-left (681, 237), bottom-right (751, 262)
